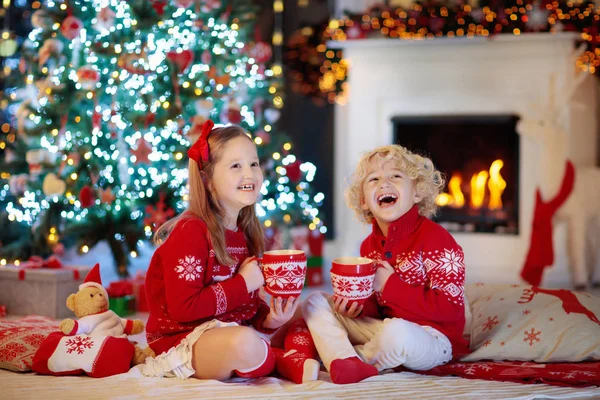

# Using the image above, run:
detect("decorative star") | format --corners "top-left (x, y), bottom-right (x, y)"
top-left (132, 138), bottom-right (152, 164)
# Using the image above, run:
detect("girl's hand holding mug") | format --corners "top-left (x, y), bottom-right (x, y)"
top-left (238, 256), bottom-right (264, 292)
top-left (263, 296), bottom-right (299, 330)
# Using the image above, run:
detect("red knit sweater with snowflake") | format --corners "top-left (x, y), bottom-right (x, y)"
top-left (360, 205), bottom-right (470, 358)
top-left (145, 216), bottom-right (274, 356)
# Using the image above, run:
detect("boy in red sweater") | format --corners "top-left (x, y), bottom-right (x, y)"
top-left (302, 144), bottom-right (470, 384)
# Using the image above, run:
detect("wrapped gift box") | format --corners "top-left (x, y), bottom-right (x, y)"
top-left (129, 271), bottom-right (148, 312)
top-left (0, 262), bottom-right (92, 318)
top-left (108, 295), bottom-right (135, 317)
top-left (107, 281), bottom-right (135, 316)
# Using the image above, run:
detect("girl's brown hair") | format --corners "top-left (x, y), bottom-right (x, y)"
top-left (154, 126), bottom-right (264, 265)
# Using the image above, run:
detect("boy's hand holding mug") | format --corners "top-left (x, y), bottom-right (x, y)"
top-left (373, 260), bottom-right (395, 292)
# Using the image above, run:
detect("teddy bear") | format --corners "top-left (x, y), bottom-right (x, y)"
top-left (59, 263), bottom-right (155, 366)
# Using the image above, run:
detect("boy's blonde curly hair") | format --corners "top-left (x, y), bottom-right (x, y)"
top-left (346, 144), bottom-right (445, 224)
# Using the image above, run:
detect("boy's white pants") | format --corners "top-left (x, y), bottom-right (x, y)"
top-left (302, 291), bottom-right (453, 372)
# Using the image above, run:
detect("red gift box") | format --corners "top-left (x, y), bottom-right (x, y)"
top-left (308, 230), bottom-right (324, 257)
top-left (130, 271), bottom-right (148, 312)
top-left (106, 280), bottom-right (134, 298)
top-left (0, 305), bottom-right (6, 318)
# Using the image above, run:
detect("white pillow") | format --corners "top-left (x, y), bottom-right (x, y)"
top-left (462, 283), bottom-right (600, 362)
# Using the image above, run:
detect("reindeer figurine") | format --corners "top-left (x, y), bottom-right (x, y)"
top-left (516, 48), bottom-right (600, 290)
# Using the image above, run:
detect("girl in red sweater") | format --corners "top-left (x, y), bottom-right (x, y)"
top-left (302, 144), bottom-right (469, 384)
top-left (142, 121), bottom-right (317, 382)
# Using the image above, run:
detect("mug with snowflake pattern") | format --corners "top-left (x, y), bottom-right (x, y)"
top-left (330, 257), bottom-right (375, 306)
top-left (259, 250), bottom-right (307, 298)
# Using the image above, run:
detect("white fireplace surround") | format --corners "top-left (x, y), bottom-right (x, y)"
top-left (328, 33), bottom-right (598, 287)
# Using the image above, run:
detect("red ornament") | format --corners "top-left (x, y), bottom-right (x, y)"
top-left (144, 193), bottom-right (175, 230)
top-left (247, 42), bottom-right (272, 64)
top-left (166, 50), bottom-right (194, 74)
top-left (285, 161), bottom-right (302, 183)
top-left (227, 107), bottom-right (242, 124)
top-left (201, 49), bottom-right (212, 64)
top-left (308, 229), bottom-right (324, 257)
top-left (76, 66), bottom-right (100, 89)
top-left (92, 111), bottom-right (102, 129)
top-left (152, 0), bottom-right (167, 15)
top-left (60, 16), bottom-right (83, 40)
top-left (52, 243), bottom-right (65, 256)
top-left (256, 130), bottom-right (270, 144)
top-left (79, 186), bottom-right (95, 208)
top-left (131, 138), bottom-right (153, 164)
top-left (176, 0), bottom-right (194, 8)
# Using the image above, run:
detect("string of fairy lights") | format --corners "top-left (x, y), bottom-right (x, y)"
top-left (288, 0), bottom-right (600, 104)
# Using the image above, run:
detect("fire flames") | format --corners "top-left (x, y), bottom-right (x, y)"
top-left (436, 160), bottom-right (506, 210)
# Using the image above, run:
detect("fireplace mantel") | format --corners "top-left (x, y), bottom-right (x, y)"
top-left (328, 32), bottom-right (580, 50)
top-left (330, 32), bottom-right (597, 287)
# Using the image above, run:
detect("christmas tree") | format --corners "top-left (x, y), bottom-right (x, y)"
top-left (1, 0), bottom-right (326, 276)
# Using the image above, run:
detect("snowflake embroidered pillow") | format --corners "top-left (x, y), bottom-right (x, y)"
top-left (462, 283), bottom-right (600, 362)
top-left (0, 316), bottom-right (58, 372)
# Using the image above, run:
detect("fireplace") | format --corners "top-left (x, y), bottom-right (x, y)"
top-left (393, 115), bottom-right (519, 234)
top-left (329, 33), bottom-right (598, 287)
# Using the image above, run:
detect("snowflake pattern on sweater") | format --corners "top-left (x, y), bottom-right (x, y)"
top-left (145, 217), bottom-right (273, 356)
top-left (360, 205), bottom-right (469, 358)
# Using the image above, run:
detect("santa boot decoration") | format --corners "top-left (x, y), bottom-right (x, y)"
top-left (274, 348), bottom-right (320, 384)
top-left (274, 319), bottom-right (320, 383)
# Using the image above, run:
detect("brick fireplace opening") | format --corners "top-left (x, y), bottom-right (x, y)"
top-left (393, 115), bottom-right (520, 235)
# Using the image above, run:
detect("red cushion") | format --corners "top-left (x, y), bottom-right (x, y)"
top-left (0, 316), bottom-right (58, 372)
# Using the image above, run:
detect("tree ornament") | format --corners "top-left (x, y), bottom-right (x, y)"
top-left (60, 16), bottom-right (83, 40)
top-left (166, 50), bottom-right (194, 74)
top-left (31, 9), bottom-right (52, 29)
top-left (176, 0), bottom-right (195, 8)
top-left (26, 149), bottom-right (53, 176)
top-left (118, 51), bottom-right (151, 75)
top-left (144, 193), bottom-right (175, 230)
top-left (9, 174), bottom-right (28, 196)
top-left (220, 98), bottom-right (242, 124)
top-left (247, 42), bottom-right (272, 64)
top-left (255, 129), bottom-right (270, 144)
top-left (200, 0), bottom-right (222, 13)
top-left (93, 8), bottom-right (116, 33)
top-left (76, 66), bottom-right (100, 90)
top-left (38, 39), bottom-right (64, 67)
top-left (151, 0), bottom-right (167, 15)
top-left (42, 173), bottom-right (67, 197)
top-left (201, 49), bottom-right (212, 64)
top-left (207, 67), bottom-right (231, 86)
top-left (187, 115), bottom-right (208, 141)
top-left (194, 98), bottom-right (214, 116)
top-left (99, 187), bottom-right (116, 204)
top-left (131, 138), bottom-right (152, 164)
top-left (285, 161), bottom-right (302, 183)
top-left (79, 186), bottom-right (96, 208)
top-left (92, 111), bottom-right (102, 130)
